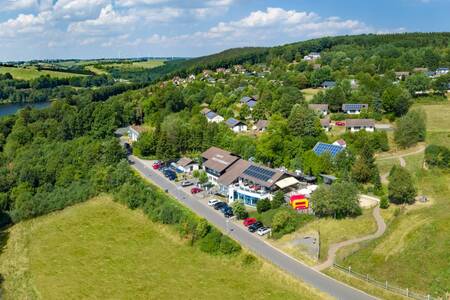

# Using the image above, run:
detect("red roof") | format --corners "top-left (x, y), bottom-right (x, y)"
top-left (290, 194), bottom-right (306, 202)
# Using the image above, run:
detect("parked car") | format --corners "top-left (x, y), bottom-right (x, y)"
top-left (220, 204), bottom-right (230, 213)
top-left (213, 202), bottom-right (227, 210)
top-left (208, 199), bottom-right (220, 206)
top-left (243, 218), bottom-right (257, 227)
top-left (335, 121), bottom-right (346, 126)
top-left (166, 172), bottom-right (176, 181)
top-left (256, 227), bottom-right (271, 236)
top-left (152, 162), bottom-right (162, 169)
top-left (224, 210), bottom-right (234, 218)
top-left (248, 221), bottom-right (263, 233)
top-left (181, 180), bottom-right (194, 187)
top-left (191, 187), bottom-right (203, 194)
top-left (124, 143), bottom-right (132, 155)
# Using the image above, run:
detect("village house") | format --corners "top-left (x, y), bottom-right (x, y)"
top-left (253, 119), bottom-right (269, 132)
top-left (332, 139), bottom-right (347, 148)
top-left (201, 147), bottom-right (240, 184)
top-left (175, 157), bottom-right (199, 173)
top-left (308, 103), bottom-right (329, 116)
top-left (320, 118), bottom-right (331, 132)
top-left (227, 163), bottom-right (289, 206)
top-left (240, 96), bottom-right (258, 110)
top-left (395, 71), bottom-right (410, 80)
top-left (435, 67), bottom-right (449, 76)
top-left (128, 125), bottom-right (146, 142)
top-left (321, 81), bottom-right (336, 89)
top-left (303, 52), bottom-right (321, 61)
top-left (226, 118), bottom-right (247, 132)
top-left (345, 119), bottom-right (375, 132)
top-left (342, 103), bottom-right (368, 114)
top-left (204, 111), bottom-right (224, 123)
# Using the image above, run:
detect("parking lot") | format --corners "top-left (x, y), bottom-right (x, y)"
top-left (142, 158), bottom-right (273, 238)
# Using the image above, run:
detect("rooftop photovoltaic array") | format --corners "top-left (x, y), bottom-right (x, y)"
top-left (243, 165), bottom-right (275, 181)
top-left (312, 142), bottom-right (344, 157)
top-left (343, 103), bottom-right (366, 110)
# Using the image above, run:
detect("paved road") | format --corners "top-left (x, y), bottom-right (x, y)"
top-left (129, 155), bottom-right (377, 300)
top-left (314, 205), bottom-right (386, 271)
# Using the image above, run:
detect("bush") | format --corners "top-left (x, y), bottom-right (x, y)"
top-left (241, 254), bottom-right (257, 266)
top-left (425, 144), bottom-right (450, 168)
top-left (232, 202), bottom-right (248, 220)
top-left (256, 198), bottom-right (271, 213)
top-left (271, 191), bottom-right (285, 209)
top-left (199, 230), bottom-right (222, 254)
top-left (394, 109), bottom-right (426, 148)
top-left (219, 235), bottom-right (241, 254)
top-left (380, 196), bottom-right (390, 209)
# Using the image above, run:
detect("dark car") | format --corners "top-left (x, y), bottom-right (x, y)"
top-left (213, 202), bottom-right (227, 210)
top-left (224, 210), bottom-right (234, 218)
top-left (164, 170), bottom-right (177, 180)
top-left (220, 204), bottom-right (230, 213)
top-left (124, 143), bottom-right (132, 155)
top-left (248, 221), bottom-right (263, 233)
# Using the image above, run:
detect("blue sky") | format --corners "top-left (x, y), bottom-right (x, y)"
top-left (0, 0), bottom-right (448, 61)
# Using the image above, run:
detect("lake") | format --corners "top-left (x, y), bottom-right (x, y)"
top-left (0, 102), bottom-right (51, 117)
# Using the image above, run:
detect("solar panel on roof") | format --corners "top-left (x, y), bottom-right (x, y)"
top-left (243, 165), bottom-right (275, 182)
top-left (312, 142), bottom-right (344, 158)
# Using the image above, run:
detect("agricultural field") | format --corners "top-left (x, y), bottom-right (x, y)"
top-left (0, 197), bottom-right (328, 300)
top-left (102, 59), bottom-right (166, 69)
top-left (0, 66), bottom-right (84, 80)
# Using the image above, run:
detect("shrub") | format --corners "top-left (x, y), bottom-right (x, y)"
top-left (271, 191), bottom-right (285, 209)
top-left (380, 196), bottom-right (390, 209)
top-left (219, 235), bottom-right (241, 254)
top-left (256, 198), bottom-right (271, 213)
top-left (232, 202), bottom-right (248, 220)
top-left (425, 144), bottom-right (450, 168)
top-left (199, 230), bottom-right (222, 254)
top-left (241, 254), bottom-right (257, 267)
top-left (394, 109), bottom-right (426, 148)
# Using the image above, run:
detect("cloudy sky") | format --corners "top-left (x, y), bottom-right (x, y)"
top-left (0, 0), bottom-right (448, 61)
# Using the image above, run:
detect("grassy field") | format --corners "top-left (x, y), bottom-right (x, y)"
top-left (0, 197), bottom-right (329, 300)
top-left (103, 60), bottom-right (166, 69)
top-left (266, 209), bottom-right (377, 265)
top-left (416, 102), bottom-right (450, 148)
top-left (0, 66), bottom-right (84, 80)
top-left (302, 88), bottom-right (321, 102)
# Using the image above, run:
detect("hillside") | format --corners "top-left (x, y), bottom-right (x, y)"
top-left (0, 197), bottom-right (328, 300)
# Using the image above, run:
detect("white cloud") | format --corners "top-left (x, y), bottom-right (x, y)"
top-left (115, 0), bottom-right (170, 7)
top-left (67, 4), bottom-right (137, 35)
top-left (0, 0), bottom-right (37, 11)
top-left (0, 11), bottom-right (52, 37)
top-left (53, 0), bottom-right (109, 18)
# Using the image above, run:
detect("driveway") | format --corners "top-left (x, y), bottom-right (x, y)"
top-left (128, 155), bottom-right (377, 300)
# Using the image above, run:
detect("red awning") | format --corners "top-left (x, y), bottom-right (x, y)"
top-left (290, 194), bottom-right (306, 202)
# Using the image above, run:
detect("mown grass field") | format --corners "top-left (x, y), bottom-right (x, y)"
top-left (0, 66), bottom-right (84, 80)
top-left (301, 88), bottom-right (321, 102)
top-left (417, 102), bottom-right (450, 148)
top-left (103, 60), bottom-right (166, 69)
top-left (0, 197), bottom-right (328, 300)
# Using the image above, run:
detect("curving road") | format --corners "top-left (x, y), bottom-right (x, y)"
top-left (128, 155), bottom-right (378, 300)
top-left (314, 205), bottom-right (386, 271)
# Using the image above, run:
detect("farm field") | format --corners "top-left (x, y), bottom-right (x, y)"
top-left (0, 66), bottom-right (84, 80)
top-left (103, 59), bottom-right (166, 69)
top-left (0, 197), bottom-right (327, 300)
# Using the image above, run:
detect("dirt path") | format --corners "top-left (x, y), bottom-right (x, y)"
top-left (378, 145), bottom-right (425, 184)
top-left (314, 204), bottom-right (386, 271)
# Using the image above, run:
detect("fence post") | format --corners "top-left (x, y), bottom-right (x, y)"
top-left (427, 295), bottom-right (430, 300)
top-left (366, 274), bottom-right (369, 281)
top-left (406, 288), bottom-right (408, 297)
top-left (385, 281), bottom-right (388, 289)
top-left (348, 266), bottom-right (351, 274)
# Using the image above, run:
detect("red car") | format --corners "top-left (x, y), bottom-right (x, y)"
top-left (152, 162), bottom-right (162, 169)
top-left (335, 121), bottom-right (346, 126)
top-left (243, 218), bottom-right (257, 227)
top-left (191, 187), bottom-right (203, 194)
